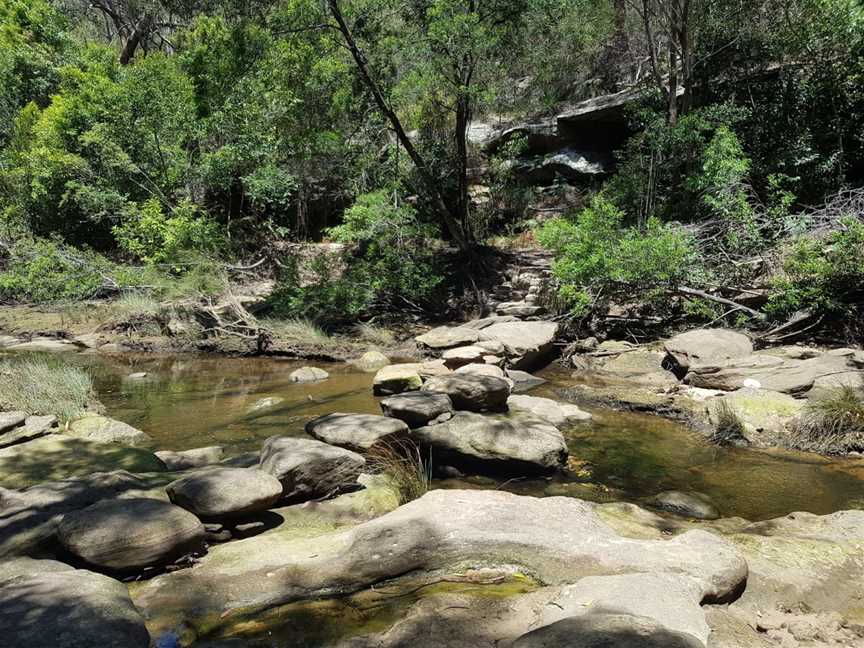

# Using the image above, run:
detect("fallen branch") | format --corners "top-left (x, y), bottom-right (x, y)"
top-left (676, 286), bottom-right (765, 320)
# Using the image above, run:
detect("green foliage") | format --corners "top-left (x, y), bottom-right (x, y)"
top-left (536, 194), bottom-right (698, 315)
top-left (0, 237), bottom-right (122, 302)
top-left (270, 191), bottom-right (444, 325)
top-left (0, 356), bottom-right (94, 423)
top-left (113, 199), bottom-right (221, 265)
top-left (767, 218), bottom-right (864, 320)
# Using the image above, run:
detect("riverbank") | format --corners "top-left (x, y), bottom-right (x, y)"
top-left (2, 323), bottom-right (864, 647)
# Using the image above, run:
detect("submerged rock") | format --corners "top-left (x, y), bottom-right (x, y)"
top-left (58, 497), bottom-right (205, 572)
top-left (167, 467), bottom-right (283, 519)
top-left (155, 446), bottom-right (224, 470)
top-left (305, 413), bottom-right (409, 451)
top-left (379, 392), bottom-right (454, 428)
top-left (259, 436), bottom-right (365, 501)
top-left (421, 374), bottom-right (511, 412)
top-left (67, 414), bottom-right (152, 446)
top-left (412, 411), bottom-right (568, 474)
top-left (507, 394), bottom-right (592, 427)
top-left (0, 566), bottom-right (150, 647)
top-left (647, 491), bottom-right (720, 520)
top-left (289, 366), bottom-right (330, 383)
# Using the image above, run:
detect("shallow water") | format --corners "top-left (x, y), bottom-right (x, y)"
top-left (73, 353), bottom-right (864, 522)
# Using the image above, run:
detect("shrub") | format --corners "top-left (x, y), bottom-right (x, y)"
top-left (766, 217), bottom-right (864, 322)
top-left (270, 191), bottom-right (444, 325)
top-left (113, 199), bottom-right (221, 266)
top-left (0, 237), bottom-right (121, 303)
top-left (791, 386), bottom-right (864, 454)
top-left (536, 193), bottom-right (699, 316)
top-left (354, 322), bottom-right (396, 346)
top-left (0, 356), bottom-right (94, 423)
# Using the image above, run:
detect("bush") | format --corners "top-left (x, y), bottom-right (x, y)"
top-left (269, 191), bottom-right (444, 325)
top-left (791, 386), bottom-right (864, 454)
top-left (0, 356), bottom-right (93, 423)
top-left (0, 237), bottom-right (123, 303)
top-left (766, 217), bottom-right (864, 322)
top-left (113, 199), bottom-right (221, 266)
top-left (536, 193), bottom-right (699, 316)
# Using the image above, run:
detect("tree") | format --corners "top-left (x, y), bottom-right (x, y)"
top-left (326, 0), bottom-right (529, 251)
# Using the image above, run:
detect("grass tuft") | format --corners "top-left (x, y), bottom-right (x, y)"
top-left (262, 317), bottom-right (332, 345)
top-left (0, 357), bottom-right (94, 423)
top-left (354, 322), bottom-right (396, 346)
top-left (110, 292), bottom-right (164, 319)
top-left (710, 400), bottom-right (747, 446)
top-left (791, 386), bottom-right (864, 454)
top-left (366, 439), bottom-right (431, 504)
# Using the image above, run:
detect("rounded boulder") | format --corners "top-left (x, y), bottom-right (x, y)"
top-left (167, 467), bottom-right (283, 519)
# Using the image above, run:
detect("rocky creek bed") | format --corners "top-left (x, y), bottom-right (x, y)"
top-left (2, 320), bottom-right (864, 647)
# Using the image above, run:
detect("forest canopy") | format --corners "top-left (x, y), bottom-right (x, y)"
top-left (1, 0), bottom-right (863, 336)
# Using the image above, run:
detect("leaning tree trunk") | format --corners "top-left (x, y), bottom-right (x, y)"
top-left (327, 0), bottom-right (471, 252)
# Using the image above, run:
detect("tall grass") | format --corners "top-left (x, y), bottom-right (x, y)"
top-left (262, 317), bottom-right (332, 345)
top-left (709, 400), bottom-right (747, 446)
top-left (110, 292), bottom-right (164, 319)
top-left (366, 439), bottom-right (432, 504)
top-left (0, 357), bottom-right (94, 423)
top-left (791, 386), bottom-right (864, 454)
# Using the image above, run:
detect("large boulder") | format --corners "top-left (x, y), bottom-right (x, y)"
top-left (481, 320), bottom-right (560, 370)
top-left (372, 361), bottom-right (450, 396)
top-left (289, 366), bottom-right (329, 383)
top-left (412, 411), bottom-right (568, 474)
top-left (507, 394), bottom-right (592, 427)
top-left (507, 370), bottom-right (547, 392)
top-left (0, 566), bottom-right (150, 647)
top-left (600, 350), bottom-right (680, 389)
top-left (0, 411), bottom-right (26, 434)
top-left (513, 613), bottom-right (703, 648)
top-left (684, 353), bottom-right (854, 394)
top-left (415, 326), bottom-right (484, 350)
top-left (380, 392), bottom-right (454, 428)
top-left (259, 436), bottom-right (365, 501)
top-left (155, 446), bottom-right (224, 470)
top-left (421, 374), bottom-right (511, 412)
top-left (167, 467), bottom-right (283, 519)
top-left (132, 490), bottom-right (747, 639)
top-left (0, 436), bottom-right (166, 489)
top-left (67, 414), bottom-right (152, 446)
top-left (0, 414), bottom-right (58, 448)
top-left (664, 329), bottom-right (753, 376)
top-left (0, 471), bottom-right (150, 558)
top-left (441, 345), bottom-right (488, 369)
top-left (57, 498), bottom-right (205, 571)
top-left (305, 413), bottom-right (409, 452)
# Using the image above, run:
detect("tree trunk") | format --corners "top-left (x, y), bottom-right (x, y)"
top-left (326, 0), bottom-right (471, 251)
top-left (119, 15), bottom-right (152, 65)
